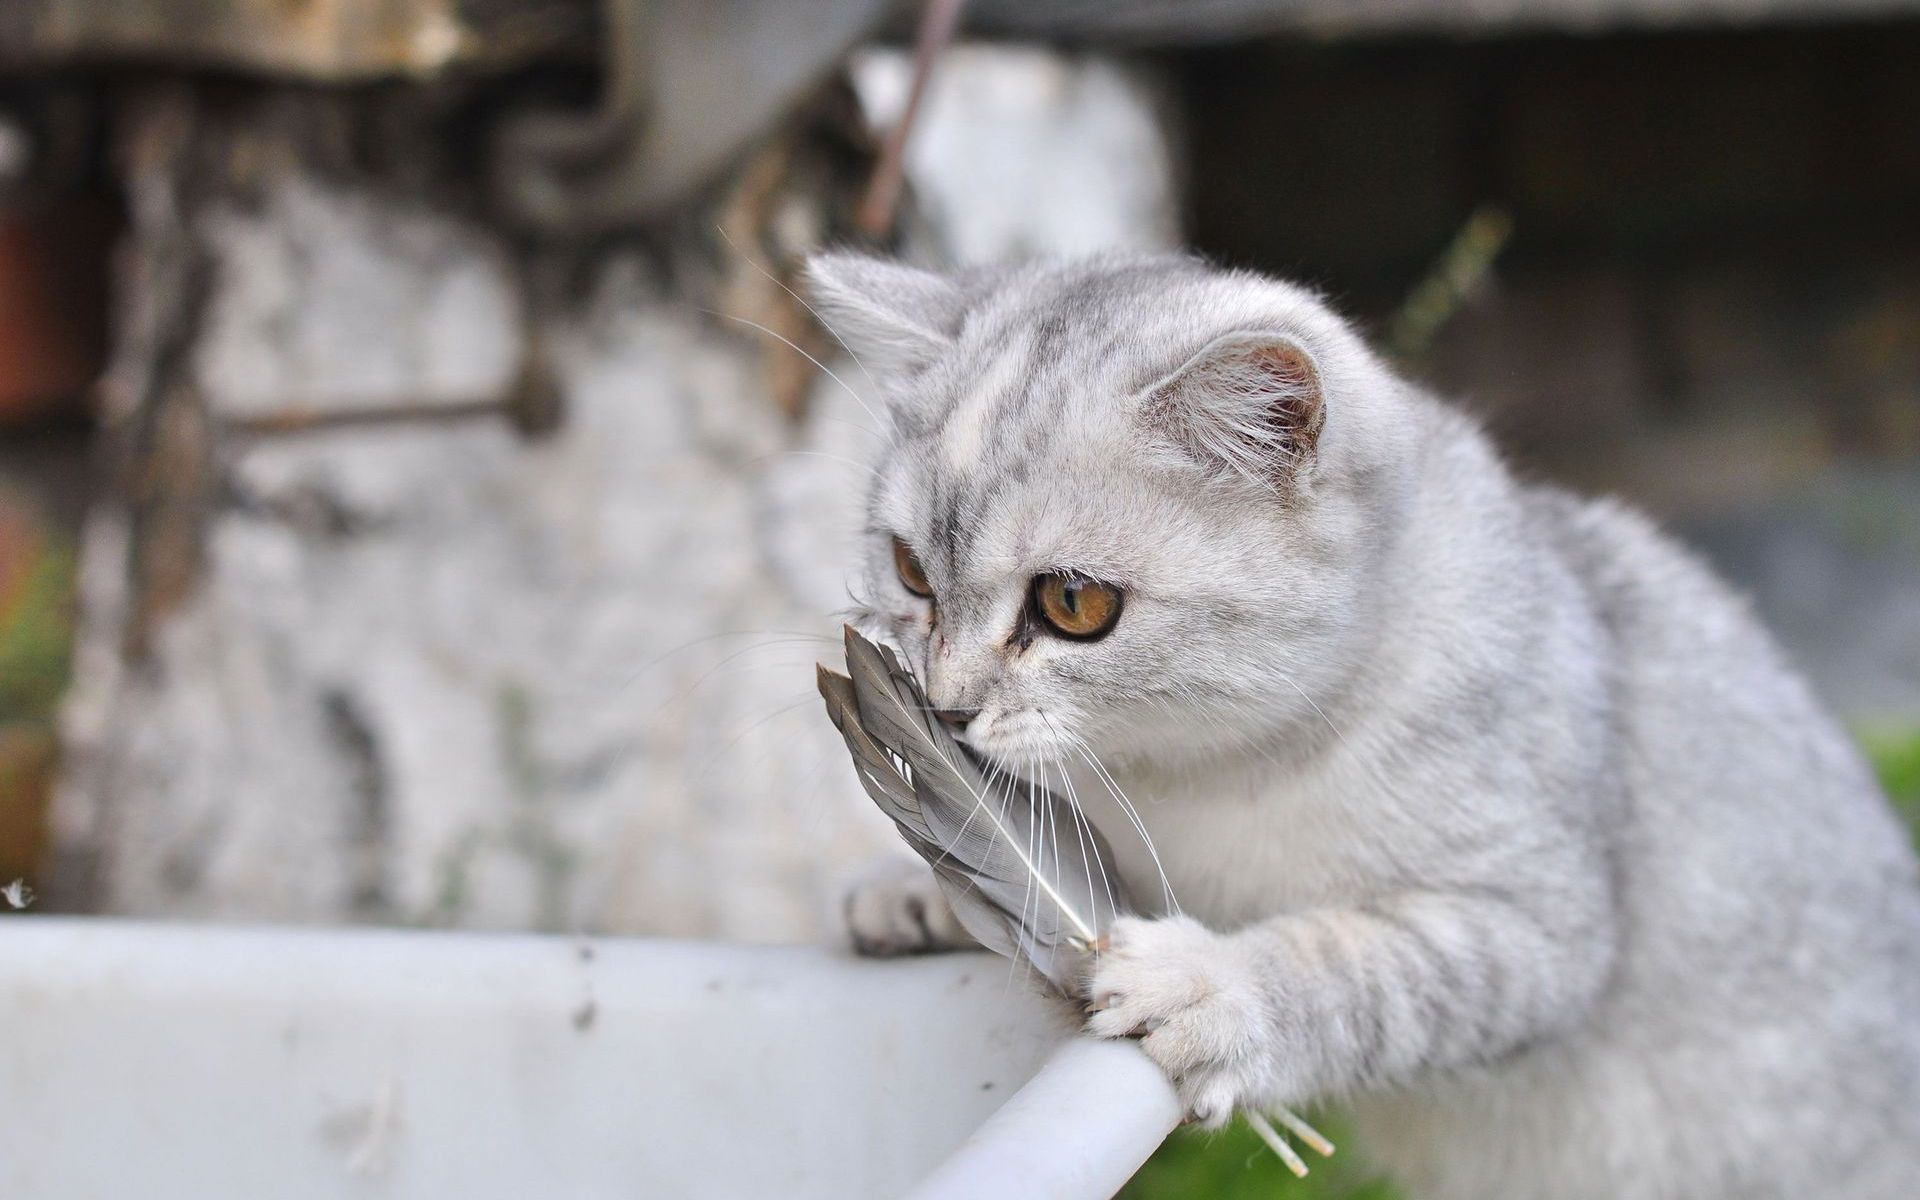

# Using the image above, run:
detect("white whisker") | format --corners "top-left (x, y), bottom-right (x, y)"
top-left (712, 223), bottom-right (883, 397)
top-left (1063, 729), bottom-right (1181, 917)
top-left (748, 448), bottom-right (885, 482)
top-left (1277, 670), bottom-right (1348, 747)
top-left (702, 309), bottom-right (886, 431)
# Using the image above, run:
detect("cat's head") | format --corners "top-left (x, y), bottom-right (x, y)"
top-left (809, 253), bottom-right (1417, 775)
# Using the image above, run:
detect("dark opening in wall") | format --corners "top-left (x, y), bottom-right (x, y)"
top-left (1172, 19), bottom-right (1920, 717)
top-left (1172, 20), bottom-right (1920, 503)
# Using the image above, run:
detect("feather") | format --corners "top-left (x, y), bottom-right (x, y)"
top-left (817, 626), bottom-right (1127, 991)
top-left (817, 626), bottom-right (1335, 1171)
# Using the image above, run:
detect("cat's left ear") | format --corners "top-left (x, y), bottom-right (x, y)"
top-left (1142, 333), bottom-right (1326, 489)
top-left (804, 252), bottom-right (965, 379)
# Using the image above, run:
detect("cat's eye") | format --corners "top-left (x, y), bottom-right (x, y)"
top-left (893, 537), bottom-right (933, 598)
top-left (1031, 573), bottom-right (1123, 640)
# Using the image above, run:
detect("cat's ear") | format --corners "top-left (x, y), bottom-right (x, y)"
top-left (804, 252), bottom-right (964, 378)
top-left (1142, 333), bottom-right (1325, 489)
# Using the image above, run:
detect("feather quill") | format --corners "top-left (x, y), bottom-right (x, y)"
top-left (818, 625), bottom-right (1336, 1173)
top-left (818, 626), bottom-right (1125, 990)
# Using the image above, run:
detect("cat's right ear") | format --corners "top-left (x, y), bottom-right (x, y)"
top-left (804, 252), bottom-right (964, 379)
top-left (1141, 333), bottom-right (1326, 491)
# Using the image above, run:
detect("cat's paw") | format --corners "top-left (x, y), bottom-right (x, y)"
top-left (843, 858), bottom-right (976, 957)
top-left (1084, 914), bottom-right (1270, 1127)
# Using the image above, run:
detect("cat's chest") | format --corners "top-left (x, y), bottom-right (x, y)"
top-left (1069, 757), bottom-right (1395, 929)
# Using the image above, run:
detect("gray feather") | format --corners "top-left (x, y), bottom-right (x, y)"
top-left (818, 626), bottom-right (1132, 993)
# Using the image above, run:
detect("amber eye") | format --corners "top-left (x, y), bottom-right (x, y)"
top-left (1031, 573), bottom-right (1124, 640)
top-left (892, 537), bottom-right (933, 598)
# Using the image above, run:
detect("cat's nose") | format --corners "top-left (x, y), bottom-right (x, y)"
top-left (934, 707), bottom-right (979, 733)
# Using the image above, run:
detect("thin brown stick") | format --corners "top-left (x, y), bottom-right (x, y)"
top-left (855, 0), bottom-right (968, 238)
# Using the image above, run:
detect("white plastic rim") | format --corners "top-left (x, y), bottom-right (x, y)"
top-left (906, 1036), bottom-right (1184, 1200)
top-left (2, 918), bottom-right (1114, 1199)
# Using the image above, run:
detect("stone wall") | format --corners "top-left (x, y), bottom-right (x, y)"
top-left (48, 51), bottom-right (1183, 936)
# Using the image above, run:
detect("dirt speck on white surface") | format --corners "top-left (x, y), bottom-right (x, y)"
top-left (321, 1079), bottom-right (402, 1179)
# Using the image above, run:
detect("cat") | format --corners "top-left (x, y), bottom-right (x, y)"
top-left (808, 251), bottom-right (1920, 1200)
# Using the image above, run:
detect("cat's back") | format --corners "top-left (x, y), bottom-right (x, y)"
top-left (1522, 482), bottom-right (1920, 1175)
top-left (1518, 481), bottom-right (1914, 899)
top-left (1364, 482), bottom-right (1920, 1200)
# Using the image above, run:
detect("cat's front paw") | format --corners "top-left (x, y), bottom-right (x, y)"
top-left (1085, 915), bottom-right (1271, 1127)
top-left (843, 857), bottom-right (977, 957)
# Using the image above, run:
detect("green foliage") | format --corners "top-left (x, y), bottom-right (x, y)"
top-left (0, 539), bottom-right (74, 725)
top-left (1862, 726), bottom-right (1920, 837)
top-left (1122, 1115), bottom-right (1399, 1200)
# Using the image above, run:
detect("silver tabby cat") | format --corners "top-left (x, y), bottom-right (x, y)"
top-left (809, 252), bottom-right (1920, 1200)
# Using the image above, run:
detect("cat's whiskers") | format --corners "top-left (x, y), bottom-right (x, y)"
top-left (1017, 760), bottom-right (1043, 989)
top-left (1056, 724), bottom-right (1180, 917)
top-left (924, 754), bottom-right (1008, 881)
top-left (1045, 764), bottom-right (1067, 979)
top-left (686, 691), bottom-right (820, 785)
top-left (1049, 750), bottom-right (1119, 932)
top-left (701, 309), bottom-right (886, 432)
top-left (748, 448), bottom-right (885, 482)
top-left (548, 630), bottom-right (846, 804)
top-left (1275, 670), bottom-right (1349, 747)
top-left (653, 637), bottom-right (844, 720)
top-left (614, 628), bottom-right (842, 698)
top-left (1013, 756), bottom-right (1044, 990)
top-left (1137, 682), bottom-right (1293, 775)
top-left (713, 223), bottom-right (885, 399)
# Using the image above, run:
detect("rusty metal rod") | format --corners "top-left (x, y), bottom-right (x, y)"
top-left (855, 0), bottom-right (968, 239)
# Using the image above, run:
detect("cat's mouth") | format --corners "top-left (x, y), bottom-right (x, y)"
top-left (961, 707), bottom-right (1075, 774)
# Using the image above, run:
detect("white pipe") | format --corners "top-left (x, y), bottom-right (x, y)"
top-left (905, 1036), bottom-right (1183, 1200)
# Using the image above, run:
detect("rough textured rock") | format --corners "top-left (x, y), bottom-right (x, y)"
top-left (52, 50), bottom-right (1180, 938)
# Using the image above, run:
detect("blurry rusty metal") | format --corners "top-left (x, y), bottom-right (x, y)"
top-left (0, 496), bottom-right (61, 886)
top-left (0, 0), bottom-right (595, 80)
top-left (708, 79), bottom-right (882, 420)
top-left (222, 397), bottom-right (510, 436)
top-left (220, 345), bottom-right (565, 439)
top-left (121, 384), bottom-right (215, 661)
top-left (959, 0), bottom-right (1920, 42)
top-left (855, 0), bottom-right (965, 238)
top-left (0, 197), bottom-right (116, 429)
top-left (0, 82), bottom-right (98, 211)
top-left (490, 0), bottom-right (893, 231)
top-left (714, 137), bottom-right (844, 421)
top-left (0, 722), bottom-right (54, 886)
top-left (104, 96), bottom-right (218, 662)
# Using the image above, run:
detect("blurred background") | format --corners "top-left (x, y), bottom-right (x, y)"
top-left (0, 2), bottom-right (1916, 1189)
